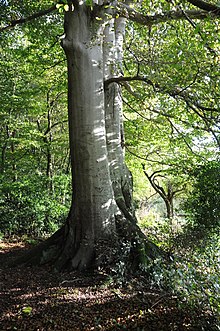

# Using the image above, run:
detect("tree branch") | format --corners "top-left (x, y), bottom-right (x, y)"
top-left (105, 75), bottom-right (156, 89)
top-left (110, 74), bottom-right (219, 148)
top-left (105, 74), bottom-right (219, 115)
top-left (1, 2), bottom-right (219, 34)
top-left (187, 0), bottom-right (220, 15)
top-left (142, 164), bottom-right (167, 201)
top-left (118, 5), bottom-right (218, 27)
top-left (0, 4), bottom-right (57, 33)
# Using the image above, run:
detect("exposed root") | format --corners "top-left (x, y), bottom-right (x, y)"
top-left (9, 226), bottom-right (65, 267)
top-left (10, 213), bottom-right (166, 278)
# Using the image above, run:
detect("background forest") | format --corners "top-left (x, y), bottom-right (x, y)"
top-left (0, 0), bottom-right (220, 327)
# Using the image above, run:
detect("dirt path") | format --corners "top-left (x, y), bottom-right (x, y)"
top-left (0, 241), bottom-right (217, 330)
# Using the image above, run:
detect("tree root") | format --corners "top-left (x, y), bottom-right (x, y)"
top-left (10, 214), bottom-right (166, 277)
top-left (9, 226), bottom-right (65, 267)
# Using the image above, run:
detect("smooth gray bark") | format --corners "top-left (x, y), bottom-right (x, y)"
top-left (57, 3), bottom-right (119, 270)
top-left (14, 1), bottom-right (163, 272)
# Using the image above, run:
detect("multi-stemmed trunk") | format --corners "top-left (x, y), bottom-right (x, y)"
top-left (17, 2), bottom-right (162, 273)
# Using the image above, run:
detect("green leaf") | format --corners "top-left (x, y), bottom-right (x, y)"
top-left (86, 0), bottom-right (93, 7)
top-left (22, 306), bottom-right (32, 315)
top-left (64, 4), bottom-right (69, 11)
top-left (56, 4), bottom-right (63, 9)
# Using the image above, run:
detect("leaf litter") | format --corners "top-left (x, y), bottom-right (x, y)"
top-left (0, 241), bottom-right (218, 331)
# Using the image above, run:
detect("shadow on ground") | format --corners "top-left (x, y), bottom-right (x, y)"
top-left (0, 242), bottom-right (218, 331)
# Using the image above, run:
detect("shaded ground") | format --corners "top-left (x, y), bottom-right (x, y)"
top-left (0, 240), bottom-right (218, 331)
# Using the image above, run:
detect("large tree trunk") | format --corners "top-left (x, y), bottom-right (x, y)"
top-left (15, 1), bottom-right (163, 274)
top-left (56, 3), bottom-right (119, 270)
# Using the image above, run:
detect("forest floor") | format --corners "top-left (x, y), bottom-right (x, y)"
top-left (0, 240), bottom-right (218, 331)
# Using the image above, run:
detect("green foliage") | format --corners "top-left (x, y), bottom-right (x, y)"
top-left (0, 2), bottom-right (70, 238)
top-left (183, 161), bottom-right (220, 230)
top-left (139, 215), bottom-right (175, 250)
top-left (86, 0), bottom-right (93, 7)
top-left (124, 0), bottom-right (219, 207)
top-left (140, 204), bottom-right (220, 321)
top-left (21, 306), bottom-right (32, 315)
top-left (148, 235), bottom-right (220, 324)
top-left (0, 174), bottom-right (71, 236)
top-left (0, 232), bottom-right (3, 241)
top-left (56, 3), bottom-right (69, 13)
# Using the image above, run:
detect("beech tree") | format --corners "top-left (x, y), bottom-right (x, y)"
top-left (1, 0), bottom-right (220, 272)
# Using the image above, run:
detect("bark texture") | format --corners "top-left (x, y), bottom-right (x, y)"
top-left (15, 1), bottom-right (163, 274)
